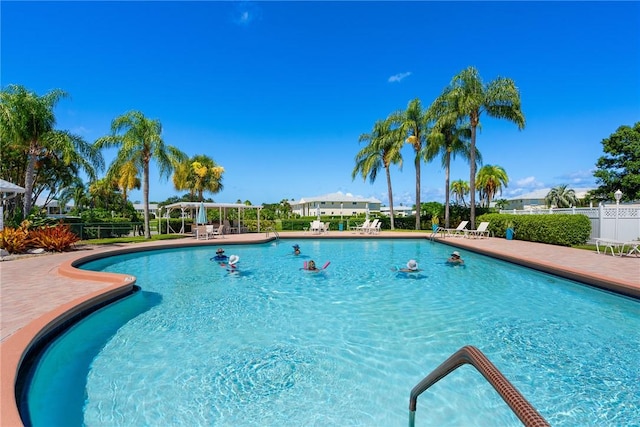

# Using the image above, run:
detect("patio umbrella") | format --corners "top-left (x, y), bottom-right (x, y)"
top-left (196, 201), bottom-right (207, 224)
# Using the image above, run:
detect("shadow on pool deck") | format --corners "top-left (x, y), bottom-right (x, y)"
top-left (1, 231), bottom-right (638, 426)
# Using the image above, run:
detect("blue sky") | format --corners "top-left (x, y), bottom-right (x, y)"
top-left (3, 1), bottom-right (639, 206)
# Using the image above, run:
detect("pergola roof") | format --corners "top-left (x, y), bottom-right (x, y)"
top-left (164, 202), bottom-right (262, 210)
top-left (0, 179), bottom-right (26, 195)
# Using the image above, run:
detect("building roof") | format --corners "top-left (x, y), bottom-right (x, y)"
top-left (296, 191), bottom-right (381, 204)
top-left (508, 187), bottom-right (593, 201)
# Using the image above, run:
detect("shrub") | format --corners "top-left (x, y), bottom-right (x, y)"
top-left (28, 223), bottom-right (80, 252)
top-left (0, 222), bottom-right (30, 254)
top-left (477, 213), bottom-right (591, 246)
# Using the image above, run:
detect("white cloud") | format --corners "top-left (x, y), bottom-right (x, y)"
top-left (233, 2), bottom-right (259, 26)
top-left (388, 72), bottom-right (412, 83)
top-left (516, 176), bottom-right (543, 187)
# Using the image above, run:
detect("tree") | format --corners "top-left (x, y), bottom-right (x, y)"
top-left (476, 164), bottom-right (509, 207)
top-left (94, 111), bottom-right (186, 238)
top-left (0, 85), bottom-right (103, 218)
top-left (173, 154), bottom-right (224, 201)
top-left (450, 179), bottom-right (470, 207)
top-left (434, 67), bottom-right (525, 228)
top-left (425, 118), bottom-right (478, 227)
top-left (592, 122), bottom-right (640, 202)
top-left (113, 161), bottom-right (141, 201)
top-left (545, 184), bottom-right (578, 208)
top-left (390, 98), bottom-right (431, 229)
top-left (352, 118), bottom-right (403, 229)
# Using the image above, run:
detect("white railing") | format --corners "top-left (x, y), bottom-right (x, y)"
top-left (500, 204), bottom-right (640, 242)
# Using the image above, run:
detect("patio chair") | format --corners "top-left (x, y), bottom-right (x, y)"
top-left (465, 221), bottom-right (490, 239)
top-left (322, 222), bottom-right (330, 234)
top-left (369, 219), bottom-right (381, 235)
top-left (437, 221), bottom-right (468, 238)
top-left (365, 219), bottom-right (380, 234)
top-left (353, 219), bottom-right (370, 234)
top-left (310, 220), bottom-right (323, 235)
top-left (212, 224), bottom-right (225, 238)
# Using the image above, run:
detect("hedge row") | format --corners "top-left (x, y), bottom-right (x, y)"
top-left (476, 213), bottom-right (591, 246)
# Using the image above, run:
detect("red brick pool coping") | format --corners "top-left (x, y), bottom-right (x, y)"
top-left (2, 232), bottom-right (638, 426)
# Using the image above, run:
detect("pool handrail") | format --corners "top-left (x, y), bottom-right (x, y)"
top-left (409, 345), bottom-right (550, 427)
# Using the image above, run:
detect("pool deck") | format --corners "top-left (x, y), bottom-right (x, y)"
top-left (1, 231), bottom-right (639, 426)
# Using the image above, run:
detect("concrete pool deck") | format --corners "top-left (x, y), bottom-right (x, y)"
top-left (1, 231), bottom-right (639, 426)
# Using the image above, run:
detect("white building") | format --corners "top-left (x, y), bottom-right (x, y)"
top-left (505, 188), bottom-right (592, 210)
top-left (380, 205), bottom-right (414, 217)
top-left (291, 192), bottom-right (381, 217)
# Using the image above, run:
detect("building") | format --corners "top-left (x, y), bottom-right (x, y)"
top-left (379, 205), bottom-right (414, 217)
top-left (290, 192), bottom-right (381, 217)
top-left (504, 188), bottom-right (593, 210)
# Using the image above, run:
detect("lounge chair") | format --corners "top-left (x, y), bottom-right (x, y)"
top-left (436, 221), bottom-right (468, 238)
top-left (365, 219), bottom-right (380, 234)
top-left (212, 224), bottom-right (225, 238)
top-left (352, 219), bottom-right (370, 234)
top-left (322, 222), bottom-right (330, 234)
top-left (595, 238), bottom-right (640, 257)
top-left (465, 222), bottom-right (490, 239)
top-left (310, 220), bottom-right (323, 235)
top-left (369, 219), bottom-right (381, 235)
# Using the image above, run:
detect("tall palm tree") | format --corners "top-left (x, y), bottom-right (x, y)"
top-left (450, 179), bottom-right (470, 207)
top-left (390, 98), bottom-right (430, 229)
top-left (435, 67), bottom-right (525, 228)
top-left (172, 154), bottom-right (225, 201)
top-left (545, 184), bottom-right (578, 208)
top-left (425, 120), bottom-right (478, 227)
top-left (0, 85), bottom-right (103, 218)
top-left (476, 164), bottom-right (509, 207)
top-left (352, 118), bottom-right (403, 229)
top-left (95, 111), bottom-right (186, 238)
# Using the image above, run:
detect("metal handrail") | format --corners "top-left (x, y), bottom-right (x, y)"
top-left (409, 345), bottom-right (550, 427)
top-left (265, 227), bottom-right (279, 240)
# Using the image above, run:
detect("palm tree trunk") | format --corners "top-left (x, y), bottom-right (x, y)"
top-left (143, 162), bottom-right (151, 239)
top-left (444, 154), bottom-right (451, 228)
top-left (414, 154), bottom-right (421, 230)
top-left (469, 126), bottom-right (477, 229)
top-left (22, 142), bottom-right (38, 218)
top-left (385, 166), bottom-right (395, 230)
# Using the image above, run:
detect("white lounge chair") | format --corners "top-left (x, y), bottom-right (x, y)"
top-left (437, 221), bottom-right (468, 237)
top-left (322, 222), bottom-right (330, 234)
top-left (310, 220), bottom-right (323, 235)
top-left (369, 219), bottom-right (381, 235)
top-left (212, 224), bottom-right (225, 238)
top-left (352, 219), bottom-right (370, 234)
top-left (365, 219), bottom-right (380, 234)
top-left (465, 222), bottom-right (490, 239)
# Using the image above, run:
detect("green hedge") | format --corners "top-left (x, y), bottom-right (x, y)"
top-left (477, 213), bottom-right (591, 246)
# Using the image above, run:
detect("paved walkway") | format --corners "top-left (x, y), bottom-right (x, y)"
top-left (1, 231), bottom-right (638, 426)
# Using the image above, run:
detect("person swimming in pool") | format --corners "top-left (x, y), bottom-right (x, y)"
top-left (293, 244), bottom-right (301, 256)
top-left (397, 259), bottom-right (421, 273)
top-left (446, 251), bottom-right (464, 265)
top-left (210, 248), bottom-right (228, 261)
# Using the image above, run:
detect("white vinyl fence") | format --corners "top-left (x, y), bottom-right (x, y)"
top-left (500, 204), bottom-right (640, 243)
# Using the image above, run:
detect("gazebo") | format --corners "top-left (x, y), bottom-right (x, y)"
top-left (0, 179), bottom-right (26, 231)
top-left (163, 202), bottom-right (263, 234)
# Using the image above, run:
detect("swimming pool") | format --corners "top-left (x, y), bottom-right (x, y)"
top-left (24, 239), bottom-right (640, 426)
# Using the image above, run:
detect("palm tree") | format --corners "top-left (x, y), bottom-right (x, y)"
top-left (112, 161), bottom-right (141, 201)
top-left (390, 98), bottom-right (430, 229)
top-left (0, 85), bottom-right (103, 218)
top-left (173, 154), bottom-right (225, 201)
top-left (352, 118), bottom-right (403, 229)
top-left (435, 67), bottom-right (525, 228)
top-left (476, 164), bottom-right (509, 207)
top-left (425, 120), bottom-right (478, 228)
top-left (95, 111), bottom-right (186, 238)
top-left (450, 179), bottom-right (470, 207)
top-left (545, 184), bottom-right (578, 208)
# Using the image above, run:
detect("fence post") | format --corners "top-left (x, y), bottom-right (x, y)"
top-left (598, 203), bottom-right (604, 240)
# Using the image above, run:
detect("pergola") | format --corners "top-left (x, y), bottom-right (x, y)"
top-left (0, 179), bottom-right (26, 231)
top-left (163, 202), bottom-right (263, 234)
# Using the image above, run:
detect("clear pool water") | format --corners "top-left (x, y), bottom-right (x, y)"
top-left (25, 239), bottom-right (640, 426)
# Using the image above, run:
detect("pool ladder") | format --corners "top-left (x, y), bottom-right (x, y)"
top-left (409, 345), bottom-right (550, 427)
top-left (265, 227), bottom-right (279, 240)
